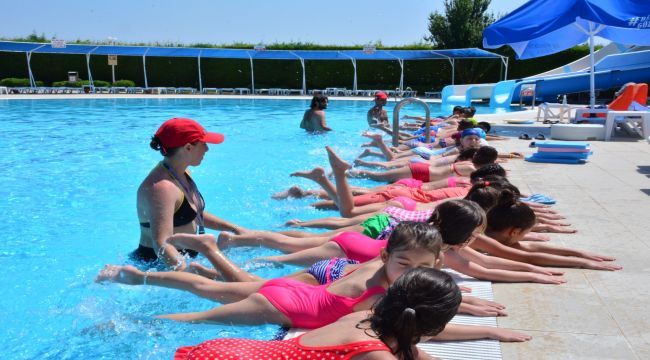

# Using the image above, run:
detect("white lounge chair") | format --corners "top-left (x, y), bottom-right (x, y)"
top-left (0, 86), bottom-right (8, 95)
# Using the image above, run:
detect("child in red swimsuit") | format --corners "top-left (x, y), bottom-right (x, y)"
top-left (175, 267), bottom-right (462, 360)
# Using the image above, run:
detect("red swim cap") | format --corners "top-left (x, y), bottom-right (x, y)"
top-left (154, 118), bottom-right (224, 150)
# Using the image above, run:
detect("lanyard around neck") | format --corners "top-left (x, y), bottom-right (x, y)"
top-left (161, 161), bottom-right (205, 234)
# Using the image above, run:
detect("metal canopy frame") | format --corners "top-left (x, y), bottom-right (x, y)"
top-left (0, 41), bottom-right (508, 90)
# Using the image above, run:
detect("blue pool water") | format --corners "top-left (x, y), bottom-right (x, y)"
top-left (0, 98), bottom-right (518, 358)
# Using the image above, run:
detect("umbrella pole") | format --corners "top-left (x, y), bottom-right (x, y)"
top-left (589, 23), bottom-right (596, 108)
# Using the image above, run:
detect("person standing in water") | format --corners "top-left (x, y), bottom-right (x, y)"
top-left (300, 94), bottom-right (332, 132)
top-left (134, 118), bottom-right (249, 273)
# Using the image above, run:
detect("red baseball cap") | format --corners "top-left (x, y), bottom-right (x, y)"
top-left (155, 118), bottom-right (224, 150)
top-left (375, 91), bottom-right (388, 100)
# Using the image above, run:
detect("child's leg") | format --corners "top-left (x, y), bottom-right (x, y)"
top-left (347, 167), bottom-right (411, 183)
top-left (166, 234), bottom-right (262, 283)
top-left (157, 293), bottom-right (291, 326)
top-left (218, 231), bottom-right (331, 253)
top-left (291, 167), bottom-right (340, 207)
top-left (95, 265), bottom-right (262, 303)
top-left (264, 242), bottom-right (346, 267)
top-left (286, 213), bottom-right (373, 229)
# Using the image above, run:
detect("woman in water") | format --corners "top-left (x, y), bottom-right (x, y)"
top-left (134, 117), bottom-right (248, 273)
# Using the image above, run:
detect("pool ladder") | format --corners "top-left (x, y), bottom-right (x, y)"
top-left (392, 97), bottom-right (431, 147)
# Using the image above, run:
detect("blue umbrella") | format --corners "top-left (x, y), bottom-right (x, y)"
top-left (483, 0), bottom-right (650, 107)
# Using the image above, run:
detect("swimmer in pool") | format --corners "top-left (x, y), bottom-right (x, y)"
top-left (134, 117), bottom-right (248, 271)
top-left (300, 94), bottom-right (332, 132)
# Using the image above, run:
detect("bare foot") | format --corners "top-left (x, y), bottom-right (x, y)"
top-left (325, 146), bottom-right (351, 173)
top-left (361, 131), bottom-right (383, 141)
top-left (167, 233), bottom-right (217, 253)
top-left (361, 142), bottom-right (376, 148)
top-left (188, 262), bottom-right (222, 280)
top-left (271, 185), bottom-right (310, 200)
top-left (95, 265), bottom-right (143, 284)
top-left (357, 148), bottom-right (373, 158)
top-left (285, 219), bottom-right (304, 227)
top-left (290, 167), bottom-right (326, 182)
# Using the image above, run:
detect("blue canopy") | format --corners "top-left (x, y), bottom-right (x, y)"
top-left (483, 0), bottom-right (650, 106)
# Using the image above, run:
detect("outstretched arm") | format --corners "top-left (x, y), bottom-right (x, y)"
top-left (442, 249), bottom-right (566, 284)
top-left (203, 211), bottom-right (247, 234)
top-left (427, 324), bottom-right (532, 342)
top-left (457, 246), bottom-right (563, 276)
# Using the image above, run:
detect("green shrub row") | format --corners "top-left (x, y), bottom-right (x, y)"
top-left (0, 77), bottom-right (43, 87)
top-left (2, 78), bottom-right (133, 88)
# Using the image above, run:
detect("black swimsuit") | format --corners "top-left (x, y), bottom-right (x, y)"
top-left (135, 172), bottom-right (202, 262)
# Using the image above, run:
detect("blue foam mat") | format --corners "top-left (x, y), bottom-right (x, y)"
top-left (534, 140), bottom-right (590, 149)
top-left (532, 152), bottom-right (591, 160)
top-left (525, 155), bottom-right (586, 164)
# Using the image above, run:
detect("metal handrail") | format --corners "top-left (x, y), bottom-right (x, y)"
top-left (392, 97), bottom-right (431, 147)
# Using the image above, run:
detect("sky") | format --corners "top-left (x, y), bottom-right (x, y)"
top-left (0, 0), bottom-right (530, 46)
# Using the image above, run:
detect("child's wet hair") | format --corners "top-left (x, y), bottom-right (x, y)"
top-left (487, 191), bottom-right (536, 232)
top-left (386, 222), bottom-right (442, 256)
top-left (465, 177), bottom-right (518, 211)
top-left (366, 267), bottom-right (461, 360)
top-left (472, 146), bottom-right (498, 167)
top-left (428, 199), bottom-right (486, 245)
top-left (470, 164), bottom-right (506, 182)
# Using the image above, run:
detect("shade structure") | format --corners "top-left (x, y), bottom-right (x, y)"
top-left (0, 41), bottom-right (506, 92)
top-left (483, 0), bottom-right (650, 107)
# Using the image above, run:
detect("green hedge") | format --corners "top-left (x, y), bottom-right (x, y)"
top-left (0, 77), bottom-right (43, 87)
top-left (0, 46), bottom-right (592, 92)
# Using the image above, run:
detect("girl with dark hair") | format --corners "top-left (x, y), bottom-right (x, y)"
top-left (464, 189), bottom-right (622, 271)
top-left (173, 268), bottom-right (463, 360)
top-left (133, 118), bottom-right (248, 273)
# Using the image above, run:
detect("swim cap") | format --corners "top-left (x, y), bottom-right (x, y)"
top-left (461, 128), bottom-right (486, 139)
top-left (155, 118), bottom-right (224, 151)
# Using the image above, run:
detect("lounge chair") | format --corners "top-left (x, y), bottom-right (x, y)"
top-left (234, 87), bottom-right (250, 95)
top-left (573, 83), bottom-right (648, 124)
top-left (202, 88), bottom-right (219, 94)
top-left (176, 87), bottom-right (196, 94)
top-left (0, 86), bottom-right (8, 95)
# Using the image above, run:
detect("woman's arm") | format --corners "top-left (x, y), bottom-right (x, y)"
top-left (147, 182), bottom-right (187, 270)
top-left (203, 211), bottom-right (247, 234)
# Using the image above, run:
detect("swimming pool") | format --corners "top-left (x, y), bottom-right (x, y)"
top-left (0, 98), bottom-right (519, 358)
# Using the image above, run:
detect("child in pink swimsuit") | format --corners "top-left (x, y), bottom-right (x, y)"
top-left (155, 222), bottom-right (444, 329)
top-left (175, 267), bottom-right (462, 360)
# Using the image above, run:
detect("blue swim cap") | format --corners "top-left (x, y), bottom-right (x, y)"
top-left (461, 128), bottom-right (486, 139)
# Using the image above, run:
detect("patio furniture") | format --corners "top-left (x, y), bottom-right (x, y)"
top-left (202, 88), bottom-right (219, 94)
top-left (176, 87), bottom-right (196, 94)
top-left (145, 87), bottom-right (167, 94)
top-left (288, 89), bottom-right (304, 95)
top-left (537, 102), bottom-right (578, 123)
top-left (166, 87), bottom-right (178, 94)
top-left (95, 87), bottom-right (110, 94)
top-left (234, 87), bottom-right (251, 95)
top-left (128, 87), bottom-right (145, 94)
top-left (425, 91), bottom-right (441, 99)
top-left (604, 110), bottom-right (650, 141)
top-left (218, 88), bottom-right (235, 94)
top-left (111, 87), bottom-right (127, 94)
top-left (255, 88), bottom-right (270, 95)
top-left (0, 86), bottom-right (8, 94)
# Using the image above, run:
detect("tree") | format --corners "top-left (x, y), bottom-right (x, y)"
top-left (426, 0), bottom-right (495, 49)
top-left (426, 0), bottom-right (498, 84)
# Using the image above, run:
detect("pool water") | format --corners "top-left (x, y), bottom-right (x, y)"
top-left (0, 98), bottom-right (517, 359)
